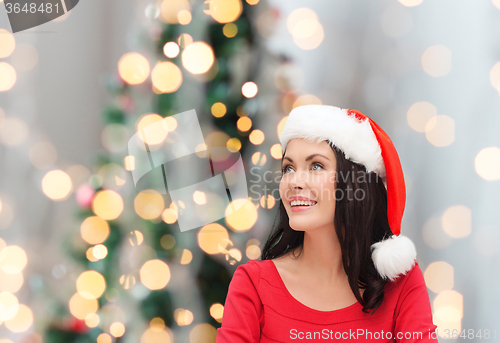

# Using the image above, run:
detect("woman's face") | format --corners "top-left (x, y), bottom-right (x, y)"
top-left (279, 138), bottom-right (337, 232)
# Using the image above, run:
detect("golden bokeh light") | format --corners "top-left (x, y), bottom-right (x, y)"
top-left (226, 248), bottom-right (242, 264)
top-left (424, 115), bottom-right (454, 147)
top-left (136, 113), bottom-right (169, 146)
top-left (0, 117), bottom-right (28, 145)
top-left (0, 29), bottom-right (15, 58)
top-left (134, 190), bottom-right (165, 220)
top-left (151, 62), bottom-right (183, 93)
top-left (0, 246), bottom-right (27, 274)
top-left (86, 247), bottom-right (99, 262)
top-left (162, 208), bottom-right (178, 224)
top-left (110, 322), bottom-right (126, 337)
top-left (178, 33), bottom-right (193, 48)
top-left (225, 198), bottom-right (258, 232)
top-left (41, 170), bottom-right (72, 201)
top-left (174, 308), bottom-right (194, 326)
top-left (277, 116), bottom-right (288, 140)
top-left (140, 259), bottom-right (171, 290)
top-left (189, 323), bottom-right (217, 342)
top-left (180, 249), bottom-right (193, 265)
top-left (246, 0), bottom-right (259, 3)
top-left (287, 8), bottom-right (324, 50)
top-left (10, 43), bottom-right (38, 71)
top-left (241, 81), bottom-right (258, 98)
top-left (251, 152), bottom-right (266, 166)
top-left (210, 303), bottom-right (224, 322)
top-left (80, 216), bottom-right (110, 245)
top-left (93, 244), bottom-right (108, 259)
top-left (259, 194), bottom-right (275, 209)
top-left (97, 333), bottom-right (112, 343)
top-left (441, 205), bottom-right (471, 238)
top-left (226, 138), bottom-right (241, 152)
top-left (181, 42), bottom-right (214, 74)
top-left (197, 223), bottom-right (229, 254)
top-left (236, 116), bottom-right (252, 132)
top-left (0, 269), bottom-right (24, 293)
top-left (150, 317), bottom-right (165, 330)
top-left (433, 290), bottom-right (463, 320)
top-left (0, 292), bottom-right (19, 321)
top-left (209, 0), bottom-right (243, 23)
top-left (4, 304), bottom-right (32, 333)
top-left (398, 0), bottom-right (424, 6)
top-left (292, 94), bottom-right (322, 108)
top-left (432, 290), bottom-right (463, 339)
top-left (489, 61), bottom-right (500, 92)
top-left (92, 190), bottom-right (124, 220)
top-left (249, 129), bottom-right (265, 145)
top-left (211, 102), bottom-right (227, 118)
top-left (124, 155), bottom-right (135, 171)
top-left (223, 23), bottom-right (238, 38)
top-left (193, 190), bottom-right (207, 205)
top-left (76, 271), bottom-right (106, 299)
top-left (85, 313), bottom-right (100, 328)
top-left (29, 141), bottom-right (58, 169)
top-left (163, 42), bottom-right (180, 58)
top-left (422, 45), bottom-right (452, 77)
top-left (141, 327), bottom-right (173, 343)
top-left (129, 230), bottom-right (144, 246)
top-left (161, 234), bottom-right (176, 249)
top-left (424, 261), bottom-right (454, 293)
top-left (270, 144), bottom-right (282, 159)
top-left (119, 274), bottom-right (136, 290)
top-left (118, 52), bottom-right (150, 85)
top-left (178, 10), bottom-right (192, 25)
top-left (246, 245), bottom-right (261, 260)
top-left (0, 62), bottom-right (15, 91)
top-left (475, 147), bottom-right (500, 181)
top-left (69, 293), bottom-right (99, 320)
top-left (407, 101), bottom-right (437, 132)
top-left (161, 0), bottom-right (190, 24)
top-left (494, 0), bottom-right (500, 10)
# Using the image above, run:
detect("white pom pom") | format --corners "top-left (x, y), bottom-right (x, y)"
top-left (371, 235), bottom-right (417, 281)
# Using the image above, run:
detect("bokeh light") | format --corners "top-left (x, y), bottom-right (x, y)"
top-left (433, 290), bottom-right (463, 338)
top-left (110, 322), bottom-right (126, 337)
top-left (249, 129), bottom-right (265, 145)
top-left (398, 0), bottom-right (424, 6)
top-left (129, 230), bottom-right (144, 246)
top-left (209, 0), bottom-right (243, 23)
top-left (236, 116), bottom-right (252, 132)
top-left (134, 190), bottom-right (165, 220)
top-left (259, 194), bottom-right (275, 209)
top-left (246, 245), bottom-right (261, 259)
top-left (140, 259), bottom-right (171, 290)
top-left (226, 137), bottom-right (241, 151)
top-left (211, 102), bottom-right (227, 118)
top-left (41, 170), bottom-right (73, 201)
top-left (85, 313), bottom-right (100, 328)
top-left (136, 113), bottom-right (170, 146)
top-left (163, 42), bottom-right (180, 58)
top-left (407, 101), bottom-right (437, 132)
top-left (118, 52), bottom-right (150, 85)
top-left (475, 147), bottom-right (500, 181)
top-left (180, 249), bottom-right (193, 265)
top-left (177, 10), bottom-right (192, 25)
top-left (69, 293), bottom-right (99, 320)
top-left (190, 323), bottom-right (217, 342)
top-left (161, 208), bottom-right (178, 224)
top-left (0, 269), bottom-right (24, 293)
top-left (277, 116), bottom-right (288, 139)
top-left (198, 223), bottom-right (230, 254)
top-left (251, 152), bottom-right (266, 166)
top-left (292, 94), bottom-right (322, 108)
top-left (210, 303), bottom-right (224, 323)
top-left (270, 144), bottom-right (282, 159)
top-left (92, 190), bottom-right (124, 220)
top-left (441, 205), bottom-right (471, 238)
top-left (181, 42), bottom-right (215, 74)
top-left (93, 244), bottom-right (108, 259)
top-left (422, 217), bottom-right (452, 249)
top-left (10, 43), bottom-right (38, 71)
top-left (0, 30), bottom-right (15, 58)
top-left (223, 23), bottom-right (238, 38)
top-left (489, 61), bottom-right (500, 92)
top-left (97, 333), bottom-right (112, 343)
top-left (0, 246), bottom-right (28, 274)
top-left (151, 62), bottom-right (183, 93)
top-left (76, 271), bottom-right (106, 299)
top-left (174, 308), bottom-right (194, 326)
top-left (4, 304), bottom-right (32, 333)
top-left (80, 216), bottom-right (110, 245)
top-left (225, 198), bottom-right (258, 232)
top-left (424, 115), bottom-right (455, 147)
top-left (424, 261), bottom-right (454, 293)
top-left (242, 81), bottom-right (258, 98)
top-left (0, 117), bottom-right (28, 145)
top-left (0, 292), bottom-right (19, 321)
top-left (287, 8), bottom-right (324, 50)
top-left (161, 234), bottom-right (176, 249)
top-left (494, 0), bottom-right (500, 10)
top-left (422, 45), bottom-right (452, 77)
top-left (161, 0), bottom-right (190, 24)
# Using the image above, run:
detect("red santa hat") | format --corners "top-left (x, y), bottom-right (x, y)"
top-left (279, 104), bottom-right (416, 281)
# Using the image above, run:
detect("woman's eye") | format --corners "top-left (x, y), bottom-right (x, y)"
top-left (312, 163), bottom-right (323, 171)
top-left (282, 165), bottom-right (292, 173)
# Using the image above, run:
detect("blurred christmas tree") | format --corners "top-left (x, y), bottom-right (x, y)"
top-left (43, 0), bottom-right (283, 342)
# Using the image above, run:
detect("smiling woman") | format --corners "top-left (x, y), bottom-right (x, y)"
top-left (216, 105), bottom-right (438, 343)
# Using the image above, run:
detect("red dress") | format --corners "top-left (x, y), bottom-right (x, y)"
top-left (216, 259), bottom-right (438, 342)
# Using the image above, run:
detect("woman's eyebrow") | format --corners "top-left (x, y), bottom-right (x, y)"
top-left (282, 154), bottom-right (331, 163)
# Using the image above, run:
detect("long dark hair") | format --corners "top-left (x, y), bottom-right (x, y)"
top-left (261, 140), bottom-right (393, 314)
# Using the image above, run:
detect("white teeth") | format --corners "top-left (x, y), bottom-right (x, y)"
top-left (290, 200), bottom-right (317, 207)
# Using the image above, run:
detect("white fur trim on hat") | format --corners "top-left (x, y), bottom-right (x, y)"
top-left (371, 235), bottom-right (417, 281)
top-left (280, 105), bottom-right (386, 179)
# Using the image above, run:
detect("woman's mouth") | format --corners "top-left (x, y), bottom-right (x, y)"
top-left (290, 200), bottom-right (317, 212)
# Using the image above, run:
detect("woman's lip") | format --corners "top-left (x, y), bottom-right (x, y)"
top-left (290, 202), bottom-right (317, 212)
